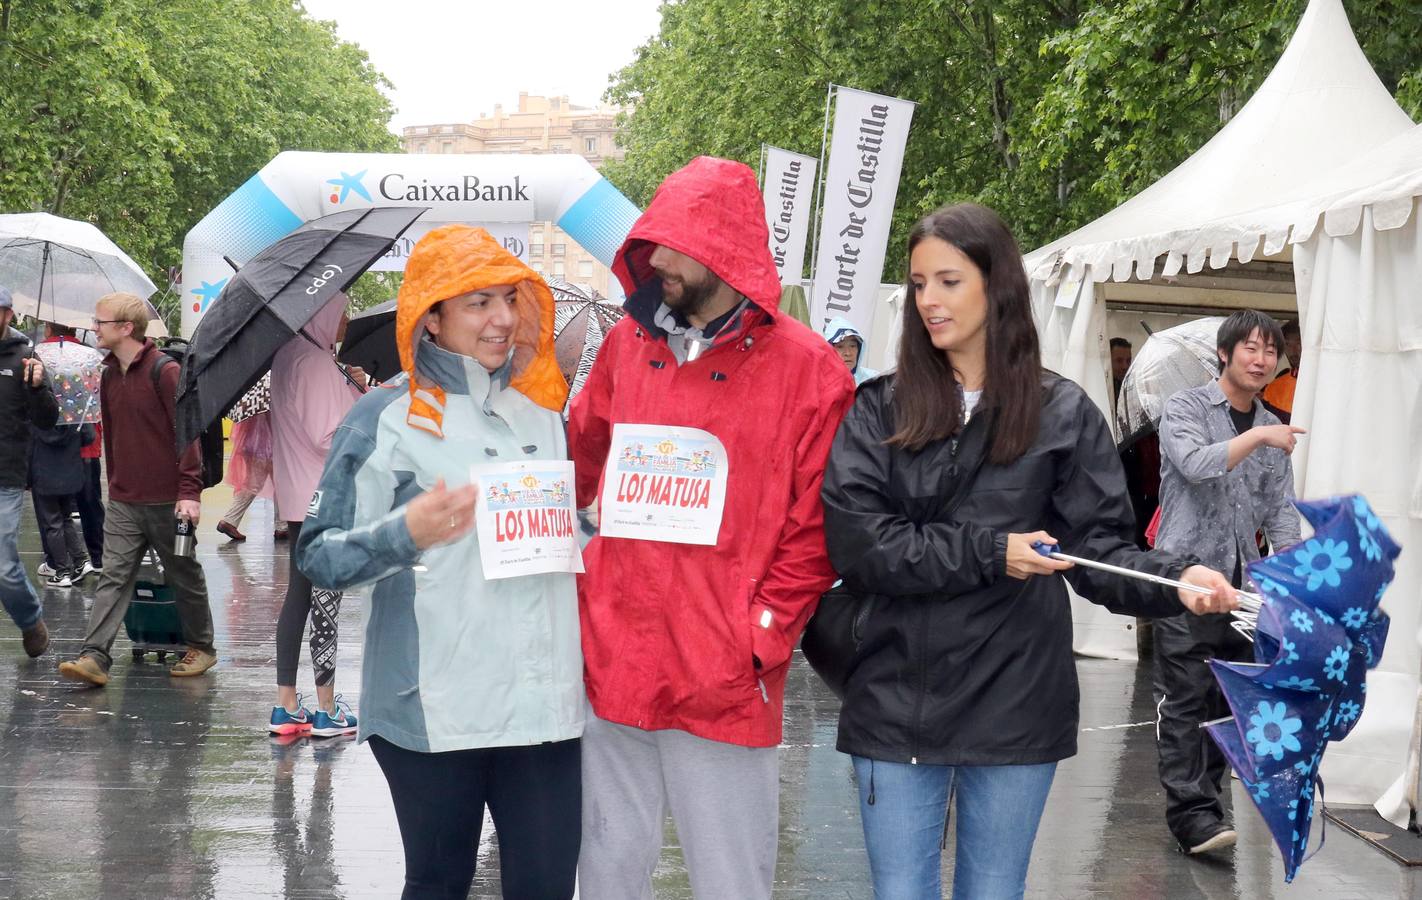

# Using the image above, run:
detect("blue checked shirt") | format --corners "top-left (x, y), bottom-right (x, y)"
top-left (1156, 380), bottom-right (1301, 582)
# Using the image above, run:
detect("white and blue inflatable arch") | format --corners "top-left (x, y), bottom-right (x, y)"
top-left (180, 150), bottom-right (641, 335)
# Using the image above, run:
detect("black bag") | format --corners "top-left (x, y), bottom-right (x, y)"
top-left (802, 415), bottom-right (992, 700)
top-left (150, 338), bottom-right (224, 489)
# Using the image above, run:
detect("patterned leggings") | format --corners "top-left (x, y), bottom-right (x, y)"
top-left (275, 520), bottom-right (341, 688)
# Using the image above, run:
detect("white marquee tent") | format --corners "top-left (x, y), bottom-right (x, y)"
top-left (1020, 0), bottom-right (1421, 822)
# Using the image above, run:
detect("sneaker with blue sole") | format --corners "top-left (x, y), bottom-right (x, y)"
top-left (310, 696), bottom-right (358, 737)
top-left (269, 702), bottom-right (314, 736)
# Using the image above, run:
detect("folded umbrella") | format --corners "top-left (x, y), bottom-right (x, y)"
top-left (1115, 317), bottom-right (1223, 448)
top-left (33, 338), bottom-right (103, 425)
top-left (174, 206), bottom-right (426, 452)
top-left (335, 299), bottom-right (397, 383)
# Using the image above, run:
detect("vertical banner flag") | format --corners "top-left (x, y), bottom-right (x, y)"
top-left (810, 87), bottom-right (915, 335)
top-left (761, 146), bottom-right (817, 285)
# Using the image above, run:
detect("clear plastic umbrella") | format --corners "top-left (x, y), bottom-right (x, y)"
top-left (1116, 316), bottom-right (1224, 447)
top-left (0, 213), bottom-right (158, 329)
top-left (33, 338), bottom-right (103, 425)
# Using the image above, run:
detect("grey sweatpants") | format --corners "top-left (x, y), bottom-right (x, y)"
top-left (579, 707), bottom-right (779, 900)
top-left (80, 500), bottom-right (216, 669)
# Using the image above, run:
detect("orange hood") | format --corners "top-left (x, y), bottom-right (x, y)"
top-left (395, 225), bottom-right (567, 432)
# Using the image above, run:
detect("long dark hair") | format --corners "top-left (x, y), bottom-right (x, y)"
top-left (888, 204), bottom-right (1042, 465)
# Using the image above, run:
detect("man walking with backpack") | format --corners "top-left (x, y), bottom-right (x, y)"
top-left (59, 292), bottom-right (217, 686)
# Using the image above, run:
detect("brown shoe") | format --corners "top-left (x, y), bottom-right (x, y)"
top-left (58, 654), bottom-right (109, 686)
top-left (170, 648), bottom-right (217, 677)
top-left (21, 620), bottom-right (49, 658)
top-left (216, 520), bottom-right (246, 542)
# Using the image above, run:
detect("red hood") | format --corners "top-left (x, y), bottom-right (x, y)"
top-left (612, 156), bottom-right (782, 310)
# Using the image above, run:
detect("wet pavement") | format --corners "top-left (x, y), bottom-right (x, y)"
top-left (2, 490), bottom-right (1419, 899)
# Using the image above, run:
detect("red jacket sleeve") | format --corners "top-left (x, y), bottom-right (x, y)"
top-left (567, 326), bottom-right (620, 509)
top-left (748, 357), bottom-right (856, 672)
top-left (159, 360), bottom-right (205, 502)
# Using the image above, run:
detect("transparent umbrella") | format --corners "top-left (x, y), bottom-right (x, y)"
top-left (0, 213), bottom-right (158, 327)
top-left (33, 338), bottom-right (103, 425)
top-left (1116, 316), bottom-right (1224, 447)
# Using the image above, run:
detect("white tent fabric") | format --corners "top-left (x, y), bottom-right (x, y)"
top-left (1292, 202), bottom-right (1422, 824)
top-left (1028, 0), bottom-right (1416, 663)
top-left (1024, 0), bottom-right (1414, 288)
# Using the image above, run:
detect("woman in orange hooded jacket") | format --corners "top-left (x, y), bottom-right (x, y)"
top-left (298, 226), bottom-right (581, 899)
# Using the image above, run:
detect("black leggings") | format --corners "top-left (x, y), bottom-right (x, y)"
top-left (369, 735), bottom-right (581, 900)
top-left (276, 520), bottom-right (342, 688)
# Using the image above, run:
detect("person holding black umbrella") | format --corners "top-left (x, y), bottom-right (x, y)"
top-left (298, 225), bottom-right (581, 899)
top-left (267, 292), bottom-right (364, 737)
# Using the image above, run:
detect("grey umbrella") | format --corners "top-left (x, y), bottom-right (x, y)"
top-left (1116, 316), bottom-right (1224, 447)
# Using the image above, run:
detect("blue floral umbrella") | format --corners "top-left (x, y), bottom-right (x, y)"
top-left (1205, 495), bottom-right (1398, 882)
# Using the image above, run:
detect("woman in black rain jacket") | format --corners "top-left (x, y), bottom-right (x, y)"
top-left (820, 204), bottom-right (1238, 900)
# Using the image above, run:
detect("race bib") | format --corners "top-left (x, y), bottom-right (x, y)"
top-left (472, 461), bottom-right (583, 580)
top-left (598, 424), bottom-right (728, 546)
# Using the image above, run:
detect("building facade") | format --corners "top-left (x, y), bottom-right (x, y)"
top-left (401, 93), bottom-right (624, 298)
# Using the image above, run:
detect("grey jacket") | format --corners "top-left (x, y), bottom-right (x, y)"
top-left (1156, 380), bottom-right (1301, 581)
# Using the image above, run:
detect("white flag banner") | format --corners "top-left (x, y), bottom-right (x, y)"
top-left (810, 87), bottom-right (915, 335)
top-left (761, 146), bottom-right (817, 284)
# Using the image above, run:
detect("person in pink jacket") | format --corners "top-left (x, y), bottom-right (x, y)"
top-left (269, 293), bottom-right (363, 736)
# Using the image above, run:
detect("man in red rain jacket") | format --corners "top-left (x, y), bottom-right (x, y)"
top-left (569, 156), bottom-right (855, 899)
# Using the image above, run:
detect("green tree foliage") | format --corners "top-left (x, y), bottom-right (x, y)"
top-left (603, 0), bottom-right (1422, 282)
top-left (0, 0), bottom-right (399, 327)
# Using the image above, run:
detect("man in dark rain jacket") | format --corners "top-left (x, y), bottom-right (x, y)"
top-left (0, 285), bottom-right (58, 656)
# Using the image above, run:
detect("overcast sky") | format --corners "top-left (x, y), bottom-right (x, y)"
top-left (300, 0), bottom-right (665, 132)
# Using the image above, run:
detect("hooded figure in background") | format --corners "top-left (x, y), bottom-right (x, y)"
top-left (269, 291), bottom-right (363, 738)
top-left (568, 156), bottom-right (855, 900)
top-left (298, 225), bottom-right (582, 900)
top-left (823, 316), bottom-right (879, 385)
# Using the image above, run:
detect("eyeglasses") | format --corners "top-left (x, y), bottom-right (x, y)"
top-left (91, 318), bottom-right (125, 327)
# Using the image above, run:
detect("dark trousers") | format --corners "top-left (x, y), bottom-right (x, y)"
top-left (76, 459), bottom-right (105, 567)
top-left (1153, 612), bottom-right (1254, 842)
top-left (34, 493), bottom-right (86, 571)
top-left (369, 735), bottom-right (581, 900)
top-left (276, 521), bottom-right (342, 688)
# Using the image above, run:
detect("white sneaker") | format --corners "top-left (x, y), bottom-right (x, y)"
top-left (75, 560), bottom-right (96, 578)
top-left (45, 570), bottom-right (75, 589)
top-left (37, 562), bottom-right (57, 578)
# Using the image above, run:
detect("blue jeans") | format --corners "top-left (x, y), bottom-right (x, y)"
top-left (853, 755), bottom-right (1057, 900)
top-left (0, 487), bottom-right (42, 631)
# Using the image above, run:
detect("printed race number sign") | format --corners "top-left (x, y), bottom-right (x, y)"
top-left (472, 461), bottom-right (583, 580)
top-left (598, 424), bottom-right (728, 545)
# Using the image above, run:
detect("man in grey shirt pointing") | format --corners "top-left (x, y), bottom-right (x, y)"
top-left (1153, 310), bottom-right (1304, 857)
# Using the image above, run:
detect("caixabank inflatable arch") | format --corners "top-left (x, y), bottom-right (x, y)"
top-left (180, 150), bottom-right (640, 335)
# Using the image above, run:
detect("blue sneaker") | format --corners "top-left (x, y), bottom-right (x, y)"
top-left (310, 695), bottom-right (358, 738)
top-left (269, 700), bottom-right (314, 736)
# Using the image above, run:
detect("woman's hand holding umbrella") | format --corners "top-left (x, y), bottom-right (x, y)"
top-left (1006, 531), bottom-right (1074, 579)
top-left (406, 479), bottom-right (478, 549)
top-left (1176, 566), bottom-right (1238, 615)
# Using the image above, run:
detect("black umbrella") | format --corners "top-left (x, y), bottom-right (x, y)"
top-left (335, 299), bottom-right (397, 383)
top-left (175, 206), bottom-right (426, 451)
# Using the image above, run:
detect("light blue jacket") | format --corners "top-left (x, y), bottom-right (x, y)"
top-left (823, 316), bottom-right (879, 385)
top-left (297, 339), bottom-right (584, 752)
